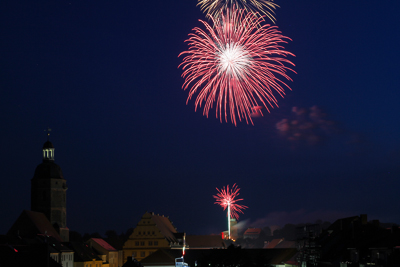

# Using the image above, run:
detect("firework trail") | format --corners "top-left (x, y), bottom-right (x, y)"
top-left (214, 183), bottom-right (248, 220)
top-left (197, 0), bottom-right (279, 23)
top-left (179, 7), bottom-right (295, 126)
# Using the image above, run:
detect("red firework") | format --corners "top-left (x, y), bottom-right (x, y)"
top-left (214, 183), bottom-right (248, 219)
top-left (179, 7), bottom-right (296, 126)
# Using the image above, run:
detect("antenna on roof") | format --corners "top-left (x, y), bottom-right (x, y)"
top-left (44, 127), bottom-right (52, 140)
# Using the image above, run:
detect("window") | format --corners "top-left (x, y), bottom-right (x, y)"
top-left (147, 231), bottom-right (150, 235)
top-left (152, 231), bottom-right (155, 235)
top-left (135, 241), bottom-right (139, 246)
top-left (154, 241), bottom-right (158, 246)
top-left (138, 231), bottom-right (141, 235)
top-left (140, 251), bottom-right (145, 257)
top-left (140, 241), bottom-right (145, 246)
top-left (149, 241), bottom-right (153, 246)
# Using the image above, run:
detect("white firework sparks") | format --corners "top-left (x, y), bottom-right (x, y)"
top-left (217, 43), bottom-right (252, 77)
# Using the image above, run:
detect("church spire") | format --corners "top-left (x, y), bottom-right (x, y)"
top-left (43, 127), bottom-right (54, 161)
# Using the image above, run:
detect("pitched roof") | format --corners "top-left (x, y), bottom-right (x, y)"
top-left (186, 235), bottom-right (225, 249)
top-left (7, 210), bottom-right (62, 242)
top-left (150, 213), bottom-right (177, 243)
top-left (67, 242), bottom-right (102, 262)
top-left (244, 228), bottom-right (262, 235)
top-left (90, 238), bottom-right (117, 251)
top-left (265, 238), bottom-right (284, 249)
top-left (140, 249), bottom-right (176, 265)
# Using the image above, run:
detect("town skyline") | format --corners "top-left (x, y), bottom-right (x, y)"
top-left (1, 0), bottom-right (399, 238)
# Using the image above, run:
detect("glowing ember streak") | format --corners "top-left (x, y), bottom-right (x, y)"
top-left (214, 183), bottom-right (247, 220)
top-left (197, 0), bottom-right (279, 23)
top-left (179, 7), bottom-right (295, 126)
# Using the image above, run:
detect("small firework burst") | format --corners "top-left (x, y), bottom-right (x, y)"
top-left (214, 183), bottom-right (247, 239)
top-left (214, 183), bottom-right (248, 220)
top-left (197, 0), bottom-right (279, 23)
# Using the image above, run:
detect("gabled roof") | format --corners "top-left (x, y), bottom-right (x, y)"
top-left (7, 210), bottom-right (62, 242)
top-left (244, 228), bottom-right (262, 235)
top-left (140, 249), bottom-right (176, 265)
top-left (150, 213), bottom-right (177, 243)
top-left (35, 235), bottom-right (73, 253)
top-left (186, 235), bottom-right (225, 249)
top-left (67, 242), bottom-right (102, 262)
top-left (90, 238), bottom-right (117, 251)
top-left (265, 238), bottom-right (284, 248)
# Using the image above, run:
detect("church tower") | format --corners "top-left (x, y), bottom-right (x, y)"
top-left (31, 136), bottom-right (69, 241)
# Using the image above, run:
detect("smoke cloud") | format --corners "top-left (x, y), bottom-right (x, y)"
top-left (236, 209), bottom-right (354, 230)
top-left (276, 106), bottom-right (340, 145)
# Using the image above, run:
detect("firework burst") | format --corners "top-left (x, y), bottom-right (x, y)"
top-left (214, 183), bottom-right (248, 220)
top-left (179, 7), bottom-right (295, 126)
top-left (197, 0), bottom-right (279, 23)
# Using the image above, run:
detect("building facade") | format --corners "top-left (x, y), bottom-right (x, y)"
top-left (123, 212), bottom-right (183, 262)
top-left (87, 238), bottom-right (119, 267)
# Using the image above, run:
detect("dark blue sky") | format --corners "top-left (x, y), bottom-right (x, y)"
top-left (1, 0), bottom-right (399, 236)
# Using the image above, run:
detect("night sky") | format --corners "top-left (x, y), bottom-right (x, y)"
top-left (1, 0), bottom-right (400, 237)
